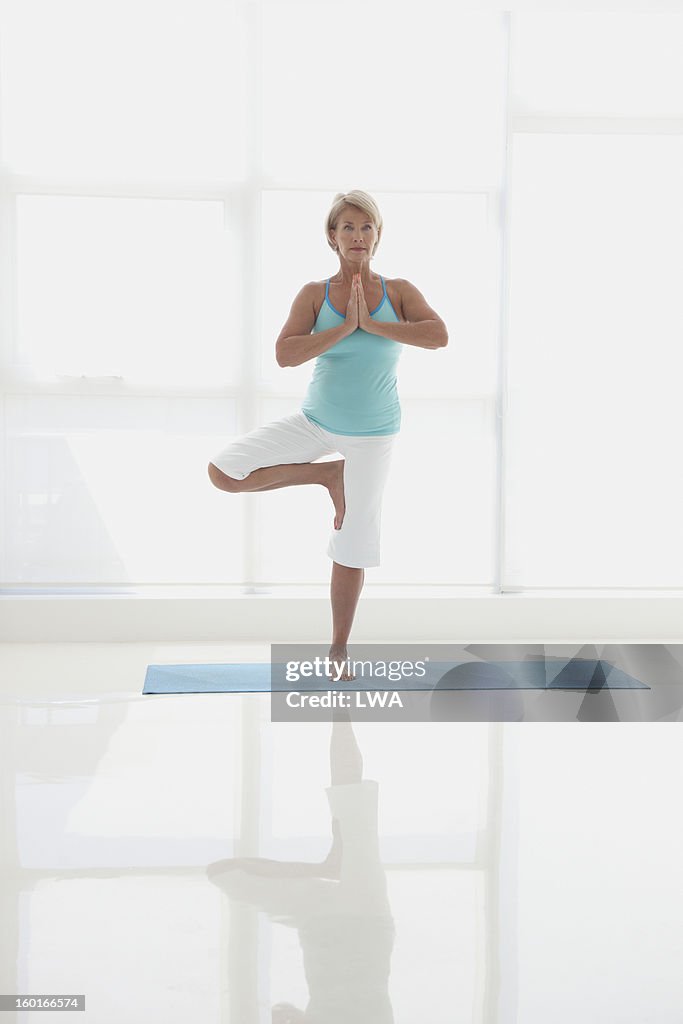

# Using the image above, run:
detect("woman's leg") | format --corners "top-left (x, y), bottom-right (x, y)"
top-left (208, 459), bottom-right (346, 530)
top-left (208, 413), bottom-right (346, 525)
top-left (325, 435), bottom-right (396, 675)
top-left (329, 562), bottom-right (365, 671)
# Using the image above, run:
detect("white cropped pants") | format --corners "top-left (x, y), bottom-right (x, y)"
top-left (210, 412), bottom-right (398, 569)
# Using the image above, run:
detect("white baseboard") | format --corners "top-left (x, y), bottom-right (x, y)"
top-left (2, 590), bottom-right (682, 642)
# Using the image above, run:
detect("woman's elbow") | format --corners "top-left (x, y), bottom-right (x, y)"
top-left (276, 343), bottom-right (292, 368)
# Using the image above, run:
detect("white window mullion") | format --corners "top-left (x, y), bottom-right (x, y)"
top-left (0, 168), bottom-right (17, 585)
top-left (239, 0), bottom-right (264, 593)
top-left (493, 13), bottom-right (514, 596)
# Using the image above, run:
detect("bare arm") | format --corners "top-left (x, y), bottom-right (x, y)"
top-left (370, 318), bottom-right (447, 348)
top-left (276, 282), bottom-right (357, 367)
top-left (361, 278), bottom-right (448, 349)
top-left (277, 322), bottom-right (354, 367)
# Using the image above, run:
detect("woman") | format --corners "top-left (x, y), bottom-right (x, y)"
top-left (208, 190), bottom-right (447, 670)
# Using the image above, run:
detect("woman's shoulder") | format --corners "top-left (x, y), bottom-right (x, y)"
top-left (383, 277), bottom-right (406, 321)
top-left (309, 279), bottom-right (329, 320)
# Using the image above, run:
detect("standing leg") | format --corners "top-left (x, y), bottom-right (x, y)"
top-left (329, 562), bottom-right (365, 680)
top-left (326, 434), bottom-right (397, 678)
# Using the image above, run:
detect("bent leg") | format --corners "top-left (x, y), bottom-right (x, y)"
top-left (208, 457), bottom-right (339, 493)
top-left (208, 412), bottom-right (347, 527)
top-left (209, 459), bottom-right (346, 531)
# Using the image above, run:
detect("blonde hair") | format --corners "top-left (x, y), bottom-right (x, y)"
top-left (325, 190), bottom-right (383, 259)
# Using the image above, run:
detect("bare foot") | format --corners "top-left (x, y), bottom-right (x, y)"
top-left (321, 459), bottom-right (346, 530)
top-left (328, 643), bottom-right (355, 682)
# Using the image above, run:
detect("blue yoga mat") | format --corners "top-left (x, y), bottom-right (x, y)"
top-left (143, 659), bottom-right (649, 694)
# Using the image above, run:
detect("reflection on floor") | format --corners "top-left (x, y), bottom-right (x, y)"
top-left (1, 642), bottom-right (682, 1023)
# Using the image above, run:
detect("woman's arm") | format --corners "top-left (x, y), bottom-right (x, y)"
top-left (276, 282), bottom-right (356, 367)
top-left (360, 278), bottom-right (448, 349)
top-left (277, 322), bottom-right (354, 367)
top-left (370, 318), bottom-right (447, 348)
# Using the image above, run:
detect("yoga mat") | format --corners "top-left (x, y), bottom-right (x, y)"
top-left (143, 658), bottom-right (649, 695)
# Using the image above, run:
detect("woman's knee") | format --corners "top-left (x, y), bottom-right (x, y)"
top-left (207, 461), bottom-right (242, 492)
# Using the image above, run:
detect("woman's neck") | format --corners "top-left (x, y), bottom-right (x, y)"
top-left (332, 265), bottom-right (377, 287)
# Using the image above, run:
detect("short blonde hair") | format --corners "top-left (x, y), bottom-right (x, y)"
top-left (325, 190), bottom-right (383, 259)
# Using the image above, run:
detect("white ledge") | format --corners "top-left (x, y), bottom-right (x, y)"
top-left (2, 590), bottom-right (683, 642)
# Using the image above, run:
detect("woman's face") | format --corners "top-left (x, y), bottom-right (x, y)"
top-left (331, 205), bottom-right (378, 262)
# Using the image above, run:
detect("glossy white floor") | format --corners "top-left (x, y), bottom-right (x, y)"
top-left (1, 642), bottom-right (682, 1023)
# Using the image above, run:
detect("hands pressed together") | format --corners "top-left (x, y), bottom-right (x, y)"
top-left (344, 273), bottom-right (374, 334)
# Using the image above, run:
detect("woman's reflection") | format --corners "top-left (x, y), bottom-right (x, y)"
top-left (207, 710), bottom-right (395, 1023)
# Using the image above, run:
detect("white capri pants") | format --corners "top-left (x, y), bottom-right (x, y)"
top-left (209, 412), bottom-right (398, 569)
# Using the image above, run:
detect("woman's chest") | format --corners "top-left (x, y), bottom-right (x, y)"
top-left (319, 328), bottom-right (402, 365)
top-left (315, 278), bottom-right (405, 322)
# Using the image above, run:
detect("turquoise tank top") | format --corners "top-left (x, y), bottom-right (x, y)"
top-left (301, 275), bottom-right (402, 436)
